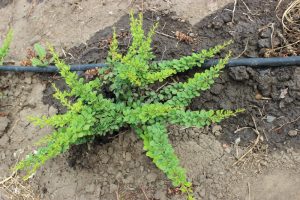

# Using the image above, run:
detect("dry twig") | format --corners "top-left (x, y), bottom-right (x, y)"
top-left (270, 115), bottom-right (300, 132)
top-left (141, 186), bottom-right (150, 200)
top-left (247, 182), bottom-right (251, 200)
top-left (232, 0), bottom-right (238, 23)
top-left (233, 116), bottom-right (261, 166)
top-left (0, 172), bottom-right (39, 200)
top-left (155, 31), bottom-right (176, 39)
top-left (282, 0), bottom-right (300, 31)
top-left (235, 38), bottom-right (249, 58)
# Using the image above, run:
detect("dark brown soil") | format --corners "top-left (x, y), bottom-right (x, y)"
top-left (64, 0), bottom-right (300, 150)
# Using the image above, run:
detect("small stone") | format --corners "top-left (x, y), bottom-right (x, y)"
top-left (101, 155), bottom-right (110, 164)
top-left (109, 184), bottom-right (118, 193)
top-left (199, 188), bottom-right (206, 197)
top-left (125, 152), bottom-right (131, 162)
top-left (234, 137), bottom-right (241, 145)
top-left (266, 115), bottom-right (276, 123)
top-left (85, 184), bottom-right (95, 193)
top-left (107, 147), bottom-right (114, 155)
top-left (107, 166), bottom-right (115, 174)
top-left (255, 93), bottom-right (263, 100)
top-left (224, 147), bottom-right (231, 154)
top-left (288, 130), bottom-right (298, 137)
top-left (212, 125), bottom-right (222, 136)
top-left (146, 173), bottom-right (157, 183)
top-left (189, 32), bottom-right (195, 37)
top-left (260, 160), bottom-right (268, 166)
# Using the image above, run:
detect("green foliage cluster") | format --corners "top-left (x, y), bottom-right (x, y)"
top-left (15, 12), bottom-right (243, 199)
top-left (31, 43), bottom-right (53, 67)
top-left (0, 29), bottom-right (13, 65)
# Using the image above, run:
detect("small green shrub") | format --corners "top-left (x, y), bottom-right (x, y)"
top-left (0, 29), bottom-right (13, 65)
top-left (15, 12), bottom-right (243, 199)
top-left (31, 43), bottom-right (53, 67)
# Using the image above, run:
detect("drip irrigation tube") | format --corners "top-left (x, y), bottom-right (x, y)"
top-left (0, 56), bottom-right (300, 73)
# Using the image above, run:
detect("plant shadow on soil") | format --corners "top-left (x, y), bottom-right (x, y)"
top-left (39, 0), bottom-right (300, 199)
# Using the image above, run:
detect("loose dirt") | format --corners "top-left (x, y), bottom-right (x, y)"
top-left (1, 0), bottom-right (300, 200)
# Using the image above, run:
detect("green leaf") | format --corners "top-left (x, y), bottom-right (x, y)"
top-left (34, 43), bottom-right (47, 59)
top-left (31, 58), bottom-right (45, 67)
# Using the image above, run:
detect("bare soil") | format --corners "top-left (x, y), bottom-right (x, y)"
top-left (1, 0), bottom-right (300, 200)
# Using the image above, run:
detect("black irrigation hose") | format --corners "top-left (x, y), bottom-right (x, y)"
top-left (0, 56), bottom-right (300, 73)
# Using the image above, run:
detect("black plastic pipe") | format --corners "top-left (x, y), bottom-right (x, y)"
top-left (0, 56), bottom-right (300, 73)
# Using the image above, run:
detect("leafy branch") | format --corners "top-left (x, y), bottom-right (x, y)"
top-left (15, 12), bottom-right (242, 200)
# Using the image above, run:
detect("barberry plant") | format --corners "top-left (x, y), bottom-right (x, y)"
top-left (15, 12), bottom-right (242, 199)
top-left (31, 43), bottom-right (53, 67)
top-left (0, 29), bottom-right (13, 65)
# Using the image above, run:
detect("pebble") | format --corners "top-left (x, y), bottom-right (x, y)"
top-left (101, 155), bottom-right (110, 164)
top-left (146, 173), bottom-right (157, 183)
top-left (107, 166), bottom-right (115, 174)
top-left (85, 184), bottom-right (95, 193)
top-left (288, 130), bottom-right (298, 137)
top-left (224, 147), bottom-right (231, 154)
top-left (212, 125), bottom-right (222, 136)
top-left (107, 147), bottom-right (114, 155)
top-left (199, 188), bottom-right (206, 197)
top-left (255, 93), bottom-right (263, 100)
top-left (266, 115), bottom-right (276, 123)
top-left (125, 152), bottom-right (132, 162)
